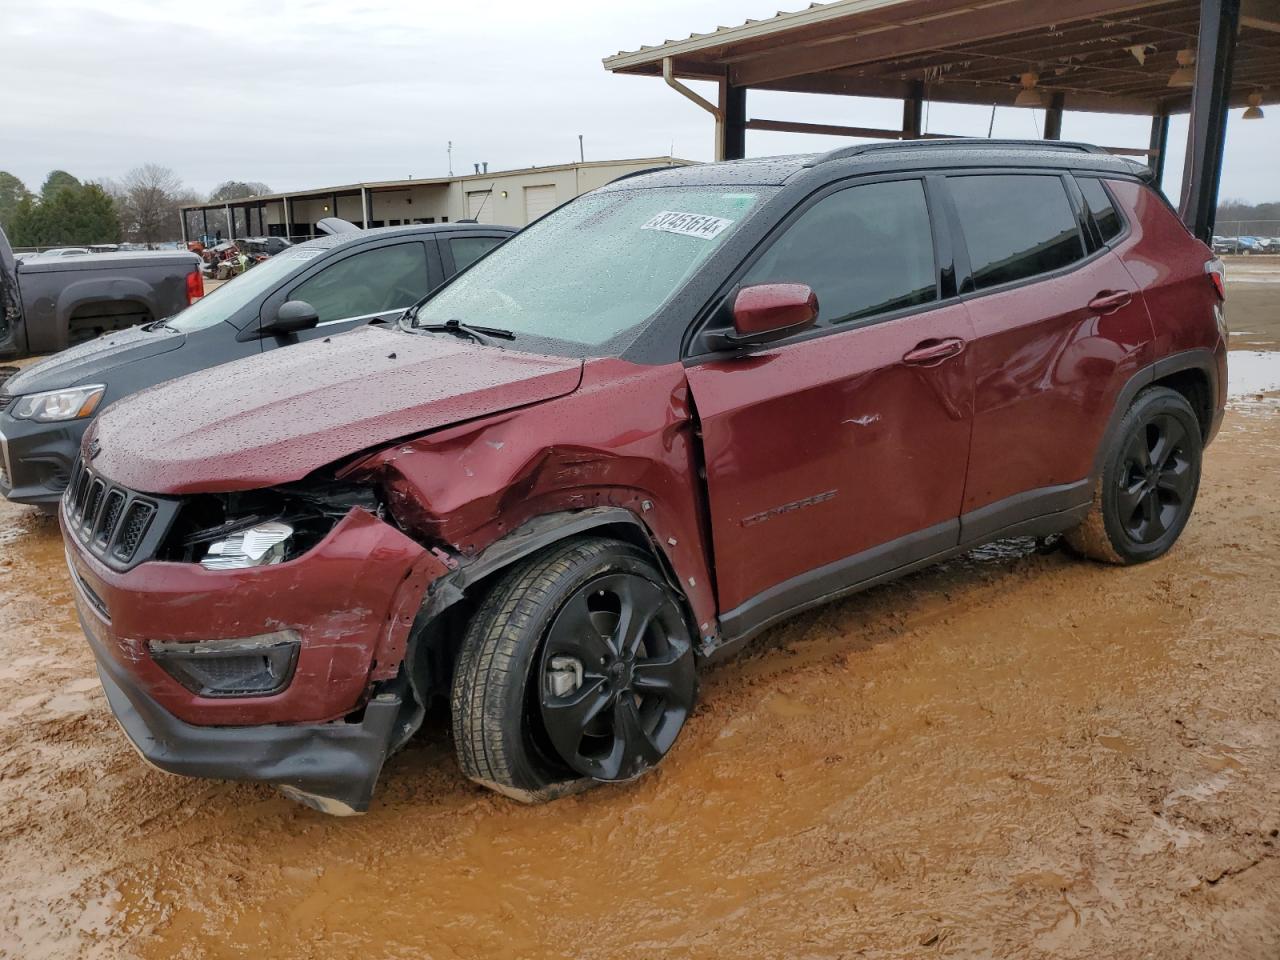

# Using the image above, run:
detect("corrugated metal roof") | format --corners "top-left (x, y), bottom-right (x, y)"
top-left (603, 0), bottom-right (918, 72)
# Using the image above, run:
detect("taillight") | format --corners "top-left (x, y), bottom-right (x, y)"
top-left (185, 268), bottom-right (204, 304)
top-left (1205, 258), bottom-right (1226, 301)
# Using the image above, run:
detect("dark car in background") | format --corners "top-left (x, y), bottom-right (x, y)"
top-left (0, 222), bottom-right (514, 508)
top-left (237, 236), bottom-right (293, 258)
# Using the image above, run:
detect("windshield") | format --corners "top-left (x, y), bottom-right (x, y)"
top-left (412, 186), bottom-right (771, 353)
top-left (166, 246), bottom-right (326, 333)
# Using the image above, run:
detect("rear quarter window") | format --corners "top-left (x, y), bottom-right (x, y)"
top-left (948, 174), bottom-right (1086, 290)
top-left (1077, 177), bottom-right (1125, 243)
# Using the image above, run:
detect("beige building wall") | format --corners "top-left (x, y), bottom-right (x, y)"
top-left (445, 158), bottom-right (689, 226)
top-left (183, 158), bottom-right (694, 242)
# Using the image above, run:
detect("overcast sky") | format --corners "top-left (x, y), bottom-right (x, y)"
top-left (2, 0), bottom-right (1275, 203)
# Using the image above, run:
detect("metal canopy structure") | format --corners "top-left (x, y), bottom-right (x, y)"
top-left (604, 0), bottom-right (1279, 240)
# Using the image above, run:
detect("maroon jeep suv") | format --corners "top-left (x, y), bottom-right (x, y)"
top-left (61, 141), bottom-right (1226, 813)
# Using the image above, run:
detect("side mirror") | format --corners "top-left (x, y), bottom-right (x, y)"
top-left (260, 300), bottom-right (319, 337)
top-left (715, 283), bottom-right (818, 349)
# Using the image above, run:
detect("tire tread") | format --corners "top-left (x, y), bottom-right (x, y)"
top-left (451, 538), bottom-right (636, 793)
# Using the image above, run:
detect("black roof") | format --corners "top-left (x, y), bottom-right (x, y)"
top-left (600, 140), bottom-right (1149, 191)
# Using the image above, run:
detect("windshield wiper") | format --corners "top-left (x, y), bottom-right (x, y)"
top-left (415, 318), bottom-right (515, 344)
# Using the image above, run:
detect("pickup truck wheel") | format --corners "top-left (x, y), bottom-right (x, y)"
top-left (1064, 386), bottom-right (1202, 565)
top-left (451, 537), bottom-right (696, 801)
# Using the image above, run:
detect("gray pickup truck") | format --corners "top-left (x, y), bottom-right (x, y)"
top-left (0, 227), bottom-right (203, 359)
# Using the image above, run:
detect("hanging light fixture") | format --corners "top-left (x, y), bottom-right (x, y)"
top-left (1243, 93), bottom-right (1265, 120)
top-left (1168, 49), bottom-right (1196, 87)
top-left (1014, 71), bottom-right (1046, 108)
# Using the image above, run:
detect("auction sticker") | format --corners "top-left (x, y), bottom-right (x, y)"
top-left (641, 211), bottom-right (733, 240)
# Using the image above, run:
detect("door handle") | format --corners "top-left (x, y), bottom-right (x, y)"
top-left (1088, 290), bottom-right (1133, 313)
top-left (903, 337), bottom-right (966, 366)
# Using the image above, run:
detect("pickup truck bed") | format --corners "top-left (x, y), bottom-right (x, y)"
top-left (1, 230), bottom-right (202, 359)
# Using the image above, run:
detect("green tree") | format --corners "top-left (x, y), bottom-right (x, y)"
top-left (9, 182), bottom-right (120, 247)
top-left (0, 171), bottom-right (33, 233)
top-left (40, 169), bottom-right (81, 199)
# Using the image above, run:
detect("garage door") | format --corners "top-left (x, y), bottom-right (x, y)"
top-left (465, 190), bottom-right (494, 223)
top-left (523, 184), bottom-right (557, 224)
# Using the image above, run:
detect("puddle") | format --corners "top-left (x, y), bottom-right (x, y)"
top-left (1227, 351), bottom-right (1280, 399)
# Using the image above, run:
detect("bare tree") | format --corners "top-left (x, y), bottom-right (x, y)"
top-left (112, 163), bottom-right (185, 246)
top-left (209, 180), bottom-right (272, 203)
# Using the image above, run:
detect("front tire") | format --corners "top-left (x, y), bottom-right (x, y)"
top-left (450, 537), bottom-right (697, 801)
top-left (1065, 386), bottom-right (1202, 564)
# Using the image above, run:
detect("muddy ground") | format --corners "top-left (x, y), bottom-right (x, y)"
top-left (0, 264), bottom-right (1277, 959)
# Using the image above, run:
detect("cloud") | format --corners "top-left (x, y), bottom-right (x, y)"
top-left (1, 0), bottom-right (1273, 202)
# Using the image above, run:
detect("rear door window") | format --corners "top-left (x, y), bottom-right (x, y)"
top-left (948, 175), bottom-right (1085, 290)
top-left (289, 242), bottom-right (429, 323)
top-left (1077, 177), bottom-right (1125, 244)
top-left (741, 178), bottom-right (938, 326)
top-left (449, 236), bottom-right (504, 273)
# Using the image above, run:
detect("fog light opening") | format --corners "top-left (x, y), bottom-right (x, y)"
top-left (148, 630), bottom-right (301, 697)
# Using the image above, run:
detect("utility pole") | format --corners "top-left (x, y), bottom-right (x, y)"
top-left (578, 134), bottom-right (584, 163)
top-left (447, 141), bottom-right (453, 177)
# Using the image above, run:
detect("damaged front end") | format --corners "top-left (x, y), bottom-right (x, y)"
top-left (62, 461), bottom-right (452, 814)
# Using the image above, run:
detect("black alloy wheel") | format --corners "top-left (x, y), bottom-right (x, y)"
top-left (1116, 412), bottom-right (1196, 544)
top-left (1065, 385), bottom-right (1203, 565)
top-left (538, 572), bottom-right (696, 782)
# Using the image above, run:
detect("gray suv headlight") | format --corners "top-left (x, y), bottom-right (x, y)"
top-left (10, 385), bottom-right (105, 422)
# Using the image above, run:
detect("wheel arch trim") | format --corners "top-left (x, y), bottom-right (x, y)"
top-left (1092, 347), bottom-right (1220, 478)
top-left (400, 506), bottom-right (693, 727)
top-left (413, 506), bottom-right (694, 650)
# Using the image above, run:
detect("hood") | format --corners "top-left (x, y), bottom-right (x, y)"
top-left (2, 324), bottom-right (185, 397)
top-left (89, 325), bottom-right (584, 494)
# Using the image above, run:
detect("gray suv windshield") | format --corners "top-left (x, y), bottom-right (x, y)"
top-left (166, 247), bottom-right (327, 333)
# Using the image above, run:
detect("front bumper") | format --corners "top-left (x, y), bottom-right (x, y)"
top-left (0, 412), bottom-right (86, 505)
top-left (83, 607), bottom-right (409, 813)
top-left (63, 501), bottom-right (449, 810)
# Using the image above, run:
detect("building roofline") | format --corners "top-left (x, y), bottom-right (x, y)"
top-left (180, 156), bottom-right (697, 212)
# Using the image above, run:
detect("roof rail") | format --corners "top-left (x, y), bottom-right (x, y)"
top-left (606, 165), bottom-right (677, 185)
top-left (806, 138), bottom-right (1106, 167)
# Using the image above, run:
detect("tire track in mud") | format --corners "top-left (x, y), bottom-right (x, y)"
top-left (0, 401), bottom-right (1278, 959)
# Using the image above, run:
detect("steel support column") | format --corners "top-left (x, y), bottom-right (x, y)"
top-left (282, 196), bottom-right (291, 240)
top-left (1044, 92), bottom-right (1066, 140)
top-left (1180, 0), bottom-right (1240, 242)
top-left (179, 209), bottom-right (188, 245)
top-left (902, 81), bottom-right (924, 139)
top-left (224, 204), bottom-right (232, 240)
top-left (201, 209), bottom-right (208, 243)
top-left (1149, 110), bottom-right (1171, 184)
top-left (361, 186), bottom-right (371, 228)
top-left (722, 83), bottom-right (747, 161)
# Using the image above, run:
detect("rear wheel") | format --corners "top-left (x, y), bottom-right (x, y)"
top-left (1065, 386), bottom-right (1202, 564)
top-left (451, 537), bottom-right (697, 800)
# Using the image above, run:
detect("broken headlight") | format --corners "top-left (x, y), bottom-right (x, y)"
top-left (161, 480), bottom-right (381, 567)
top-left (200, 521), bottom-right (294, 570)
